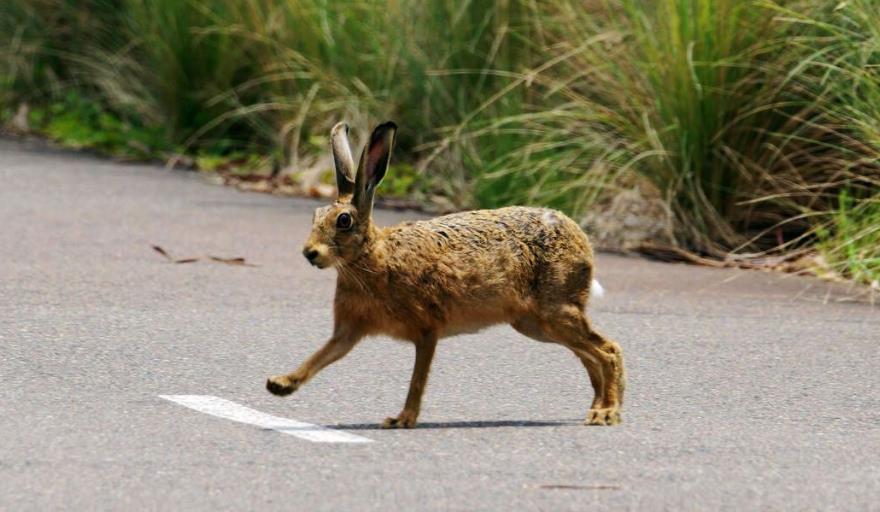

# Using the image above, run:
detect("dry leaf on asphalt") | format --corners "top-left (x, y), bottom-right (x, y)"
top-left (151, 245), bottom-right (171, 259)
top-left (152, 245), bottom-right (201, 264)
top-left (152, 245), bottom-right (257, 267)
top-left (209, 256), bottom-right (257, 267)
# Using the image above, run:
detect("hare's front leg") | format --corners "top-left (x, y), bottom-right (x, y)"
top-left (382, 333), bottom-right (438, 429)
top-left (266, 326), bottom-right (362, 396)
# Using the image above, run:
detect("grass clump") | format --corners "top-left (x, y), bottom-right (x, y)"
top-left (816, 191), bottom-right (880, 286)
top-left (468, 0), bottom-right (828, 254)
top-left (778, 0), bottom-right (880, 285)
top-left (28, 92), bottom-right (165, 157)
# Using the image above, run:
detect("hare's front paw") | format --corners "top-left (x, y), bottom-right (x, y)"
top-left (586, 407), bottom-right (621, 426)
top-left (381, 412), bottom-right (418, 429)
top-left (266, 375), bottom-right (301, 396)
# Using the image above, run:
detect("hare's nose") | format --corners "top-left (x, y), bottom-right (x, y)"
top-left (304, 248), bottom-right (319, 262)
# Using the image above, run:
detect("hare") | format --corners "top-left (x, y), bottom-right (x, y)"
top-left (266, 121), bottom-right (625, 427)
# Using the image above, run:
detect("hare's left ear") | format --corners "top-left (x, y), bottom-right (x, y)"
top-left (354, 121), bottom-right (397, 218)
top-left (330, 122), bottom-right (356, 198)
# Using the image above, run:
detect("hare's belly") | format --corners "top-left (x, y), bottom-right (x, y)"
top-left (440, 305), bottom-right (511, 337)
top-left (366, 302), bottom-right (508, 340)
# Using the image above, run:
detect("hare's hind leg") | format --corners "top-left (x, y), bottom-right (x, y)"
top-left (511, 316), bottom-right (605, 410)
top-left (382, 332), bottom-right (438, 429)
top-left (513, 305), bottom-right (625, 426)
top-left (543, 305), bottom-right (624, 425)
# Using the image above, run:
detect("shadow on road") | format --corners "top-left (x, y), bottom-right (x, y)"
top-left (330, 419), bottom-right (581, 430)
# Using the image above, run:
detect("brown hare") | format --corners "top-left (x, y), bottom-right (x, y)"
top-left (267, 121), bottom-right (626, 427)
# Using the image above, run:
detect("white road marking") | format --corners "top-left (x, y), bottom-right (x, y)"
top-left (159, 395), bottom-right (372, 444)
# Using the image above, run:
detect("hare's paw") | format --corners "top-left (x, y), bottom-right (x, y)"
top-left (266, 375), bottom-right (301, 396)
top-left (585, 407), bottom-right (621, 426)
top-left (381, 412), bottom-right (417, 429)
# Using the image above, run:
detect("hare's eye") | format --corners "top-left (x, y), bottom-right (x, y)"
top-left (336, 212), bottom-right (353, 230)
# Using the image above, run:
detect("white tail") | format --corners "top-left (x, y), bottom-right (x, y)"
top-left (591, 278), bottom-right (605, 299)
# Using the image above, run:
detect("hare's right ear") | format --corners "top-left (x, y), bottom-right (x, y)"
top-left (330, 122), bottom-right (356, 198)
top-left (353, 121), bottom-right (397, 218)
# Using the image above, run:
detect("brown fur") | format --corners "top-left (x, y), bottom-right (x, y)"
top-left (267, 122), bottom-right (626, 427)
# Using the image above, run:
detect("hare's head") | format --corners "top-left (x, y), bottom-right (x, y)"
top-left (302, 121), bottom-right (397, 269)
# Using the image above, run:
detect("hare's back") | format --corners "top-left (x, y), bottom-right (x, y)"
top-left (388, 206), bottom-right (593, 273)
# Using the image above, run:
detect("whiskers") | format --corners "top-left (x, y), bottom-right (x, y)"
top-left (336, 260), bottom-right (369, 291)
top-left (325, 240), bottom-right (376, 291)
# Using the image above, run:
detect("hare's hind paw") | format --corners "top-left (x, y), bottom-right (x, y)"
top-left (266, 375), bottom-right (301, 396)
top-left (381, 412), bottom-right (417, 429)
top-left (586, 407), bottom-right (621, 426)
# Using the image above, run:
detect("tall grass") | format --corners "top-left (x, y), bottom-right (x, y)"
top-left (0, 0), bottom-right (878, 284)
top-left (466, 0), bottom-right (837, 254)
top-left (227, 0), bottom-right (538, 191)
top-left (0, 1), bottom-right (115, 107)
top-left (769, 0), bottom-right (880, 283)
top-left (1, 1), bottom-right (532, 147)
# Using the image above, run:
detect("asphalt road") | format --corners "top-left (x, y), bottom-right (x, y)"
top-left (1, 137), bottom-right (878, 511)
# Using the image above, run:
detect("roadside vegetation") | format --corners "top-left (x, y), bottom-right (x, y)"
top-left (1, 0), bottom-right (877, 287)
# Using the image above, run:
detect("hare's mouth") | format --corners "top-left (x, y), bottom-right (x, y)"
top-left (303, 244), bottom-right (333, 268)
top-left (308, 256), bottom-right (334, 269)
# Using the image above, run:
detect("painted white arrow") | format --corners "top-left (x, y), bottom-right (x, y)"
top-left (160, 395), bottom-right (372, 444)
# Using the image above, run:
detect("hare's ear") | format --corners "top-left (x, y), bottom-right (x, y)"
top-left (330, 122), bottom-right (356, 198)
top-left (353, 121), bottom-right (397, 217)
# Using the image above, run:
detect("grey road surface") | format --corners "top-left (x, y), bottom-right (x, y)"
top-left (1, 138), bottom-right (878, 511)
